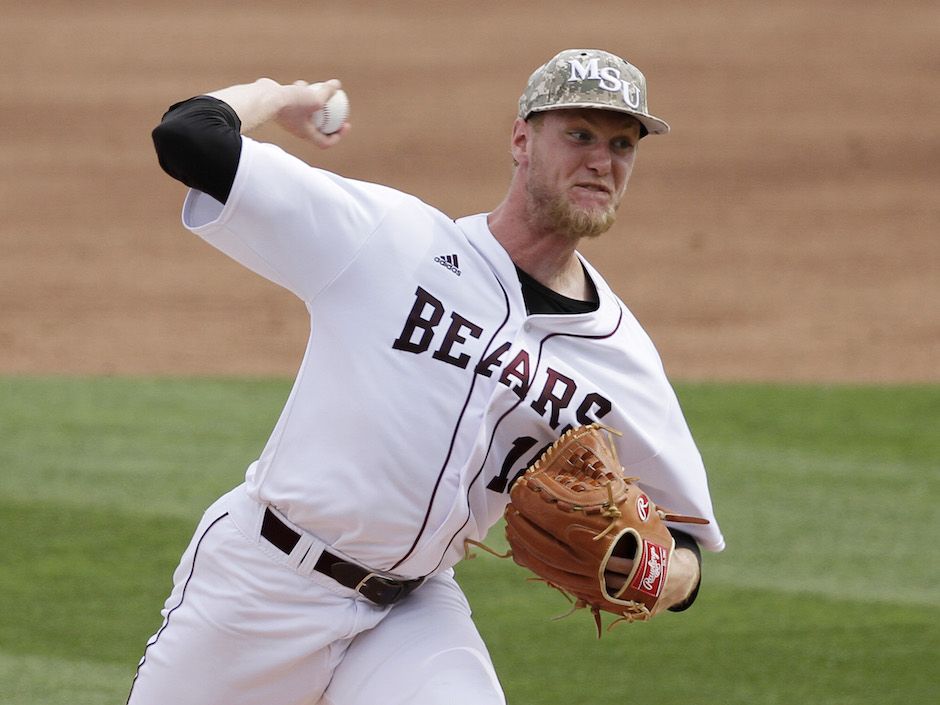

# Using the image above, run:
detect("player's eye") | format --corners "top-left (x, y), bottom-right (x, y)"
top-left (612, 137), bottom-right (636, 153)
top-left (568, 130), bottom-right (593, 143)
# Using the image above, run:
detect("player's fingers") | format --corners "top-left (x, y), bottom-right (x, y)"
top-left (604, 556), bottom-right (634, 591)
top-left (305, 79), bottom-right (342, 106)
top-left (604, 571), bottom-right (625, 591)
top-left (310, 121), bottom-right (351, 149)
top-left (606, 556), bottom-right (634, 575)
top-left (282, 80), bottom-right (341, 115)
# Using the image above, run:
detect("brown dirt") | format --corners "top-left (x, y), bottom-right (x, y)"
top-left (2, 0), bottom-right (937, 382)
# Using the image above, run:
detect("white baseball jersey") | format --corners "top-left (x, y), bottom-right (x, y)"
top-left (182, 136), bottom-right (725, 580)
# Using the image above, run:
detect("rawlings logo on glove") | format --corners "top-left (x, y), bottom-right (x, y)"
top-left (497, 423), bottom-right (708, 636)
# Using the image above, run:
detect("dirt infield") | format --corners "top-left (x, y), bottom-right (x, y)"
top-left (1, 1), bottom-right (937, 381)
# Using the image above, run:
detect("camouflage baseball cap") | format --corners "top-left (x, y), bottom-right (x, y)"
top-left (518, 49), bottom-right (669, 137)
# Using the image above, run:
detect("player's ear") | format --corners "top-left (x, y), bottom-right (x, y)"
top-left (510, 118), bottom-right (532, 167)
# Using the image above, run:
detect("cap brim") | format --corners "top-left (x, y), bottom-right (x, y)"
top-left (528, 103), bottom-right (670, 136)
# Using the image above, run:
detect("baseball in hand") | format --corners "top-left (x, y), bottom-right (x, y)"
top-left (311, 86), bottom-right (349, 135)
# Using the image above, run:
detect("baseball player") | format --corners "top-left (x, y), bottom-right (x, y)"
top-left (129, 48), bottom-right (724, 705)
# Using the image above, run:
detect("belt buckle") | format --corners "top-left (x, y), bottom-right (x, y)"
top-left (355, 572), bottom-right (406, 605)
top-left (353, 572), bottom-right (382, 594)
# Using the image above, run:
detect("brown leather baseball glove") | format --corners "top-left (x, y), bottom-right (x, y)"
top-left (503, 423), bottom-right (708, 635)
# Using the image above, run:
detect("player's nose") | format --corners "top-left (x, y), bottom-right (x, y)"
top-left (584, 143), bottom-right (613, 176)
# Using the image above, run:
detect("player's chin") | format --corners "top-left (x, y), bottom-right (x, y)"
top-left (534, 191), bottom-right (617, 240)
top-left (565, 205), bottom-right (617, 239)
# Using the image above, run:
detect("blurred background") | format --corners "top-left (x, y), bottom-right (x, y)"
top-left (2, 0), bottom-right (937, 382)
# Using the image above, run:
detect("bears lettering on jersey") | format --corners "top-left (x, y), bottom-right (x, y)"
top-left (391, 286), bottom-right (483, 369)
top-left (392, 286), bottom-right (612, 434)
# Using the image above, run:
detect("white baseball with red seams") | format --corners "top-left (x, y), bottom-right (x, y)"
top-left (309, 85), bottom-right (349, 135)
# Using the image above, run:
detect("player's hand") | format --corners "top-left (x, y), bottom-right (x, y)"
top-left (206, 77), bottom-right (350, 147)
top-left (603, 548), bottom-right (700, 612)
top-left (274, 79), bottom-right (350, 148)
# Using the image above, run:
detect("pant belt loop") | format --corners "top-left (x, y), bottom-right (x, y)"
top-left (296, 534), bottom-right (327, 576)
top-left (260, 505), bottom-right (318, 573)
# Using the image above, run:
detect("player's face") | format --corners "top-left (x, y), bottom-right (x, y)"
top-left (520, 109), bottom-right (640, 240)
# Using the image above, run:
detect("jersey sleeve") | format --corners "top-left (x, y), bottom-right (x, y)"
top-left (631, 393), bottom-right (726, 553)
top-left (180, 137), bottom-right (404, 302)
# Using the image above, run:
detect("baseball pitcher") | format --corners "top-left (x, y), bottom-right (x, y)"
top-left (128, 48), bottom-right (725, 705)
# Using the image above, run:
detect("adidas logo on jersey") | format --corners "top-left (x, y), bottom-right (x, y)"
top-left (434, 254), bottom-right (461, 276)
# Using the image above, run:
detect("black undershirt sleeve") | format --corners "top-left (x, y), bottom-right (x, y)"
top-left (151, 96), bottom-right (242, 204)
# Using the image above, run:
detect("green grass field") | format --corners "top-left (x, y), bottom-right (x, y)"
top-left (1, 377), bottom-right (937, 704)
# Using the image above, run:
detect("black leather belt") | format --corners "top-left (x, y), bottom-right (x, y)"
top-left (260, 507), bottom-right (423, 606)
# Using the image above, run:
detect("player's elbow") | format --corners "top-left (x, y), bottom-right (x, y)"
top-left (151, 118), bottom-right (201, 182)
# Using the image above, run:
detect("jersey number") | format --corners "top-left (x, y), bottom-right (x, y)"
top-left (486, 435), bottom-right (555, 493)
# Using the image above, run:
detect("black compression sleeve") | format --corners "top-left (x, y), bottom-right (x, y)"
top-left (151, 96), bottom-right (242, 204)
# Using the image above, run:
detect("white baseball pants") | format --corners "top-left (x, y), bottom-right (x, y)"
top-left (126, 484), bottom-right (505, 705)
